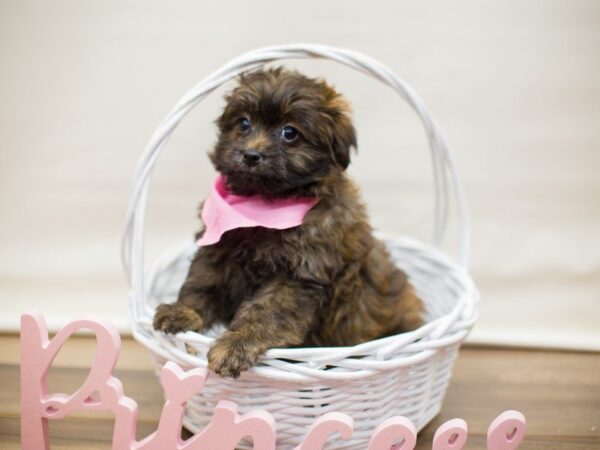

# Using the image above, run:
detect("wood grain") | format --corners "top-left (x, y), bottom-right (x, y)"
top-left (1, 336), bottom-right (598, 449)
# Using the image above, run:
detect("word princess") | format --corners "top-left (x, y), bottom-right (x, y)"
top-left (20, 313), bottom-right (526, 450)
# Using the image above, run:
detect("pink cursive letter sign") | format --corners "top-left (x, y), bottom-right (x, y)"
top-left (20, 312), bottom-right (526, 449)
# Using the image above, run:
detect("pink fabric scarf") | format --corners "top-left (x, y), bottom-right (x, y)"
top-left (196, 175), bottom-right (319, 246)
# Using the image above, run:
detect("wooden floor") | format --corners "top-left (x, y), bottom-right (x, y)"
top-left (1, 336), bottom-right (599, 449)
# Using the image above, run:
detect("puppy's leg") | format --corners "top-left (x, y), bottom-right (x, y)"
top-left (394, 282), bottom-right (424, 332)
top-left (153, 250), bottom-right (222, 334)
top-left (207, 280), bottom-right (323, 378)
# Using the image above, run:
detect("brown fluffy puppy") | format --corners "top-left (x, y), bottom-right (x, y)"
top-left (153, 68), bottom-right (423, 378)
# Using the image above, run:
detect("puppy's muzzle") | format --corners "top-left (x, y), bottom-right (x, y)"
top-left (243, 150), bottom-right (263, 166)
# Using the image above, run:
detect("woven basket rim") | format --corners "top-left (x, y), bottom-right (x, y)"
top-left (131, 235), bottom-right (478, 382)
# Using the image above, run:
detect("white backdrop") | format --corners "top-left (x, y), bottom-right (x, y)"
top-left (1, 1), bottom-right (599, 350)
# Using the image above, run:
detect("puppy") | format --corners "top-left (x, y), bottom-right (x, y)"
top-left (153, 68), bottom-right (423, 378)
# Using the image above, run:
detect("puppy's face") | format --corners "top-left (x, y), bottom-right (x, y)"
top-left (210, 68), bottom-right (356, 198)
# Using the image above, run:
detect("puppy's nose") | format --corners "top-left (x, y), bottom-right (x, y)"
top-left (243, 150), bottom-right (263, 166)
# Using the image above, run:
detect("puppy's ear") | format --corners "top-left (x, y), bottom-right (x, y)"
top-left (323, 87), bottom-right (357, 170)
top-left (330, 110), bottom-right (357, 170)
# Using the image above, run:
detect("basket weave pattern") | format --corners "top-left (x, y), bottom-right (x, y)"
top-left (122, 44), bottom-right (478, 449)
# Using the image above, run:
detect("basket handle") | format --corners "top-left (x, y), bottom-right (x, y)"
top-left (121, 44), bottom-right (471, 321)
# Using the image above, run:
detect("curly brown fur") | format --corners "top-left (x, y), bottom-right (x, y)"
top-left (153, 68), bottom-right (424, 378)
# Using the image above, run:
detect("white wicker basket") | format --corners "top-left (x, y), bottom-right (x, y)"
top-left (122, 44), bottom-right (478, 450)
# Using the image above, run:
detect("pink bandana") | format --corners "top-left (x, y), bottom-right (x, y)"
top-left (197, 175), bottom-right (319, 246)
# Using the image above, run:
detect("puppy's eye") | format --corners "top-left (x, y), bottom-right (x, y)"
top-left (239, 117), bottom-right (251, 132)
top-left (281, 126), bottom-right (299, 143)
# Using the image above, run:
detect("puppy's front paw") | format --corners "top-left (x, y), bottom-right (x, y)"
top-left (153, 303), bottom-right (204, 334)
top-left (208, 334), bottom-right (261, 379)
